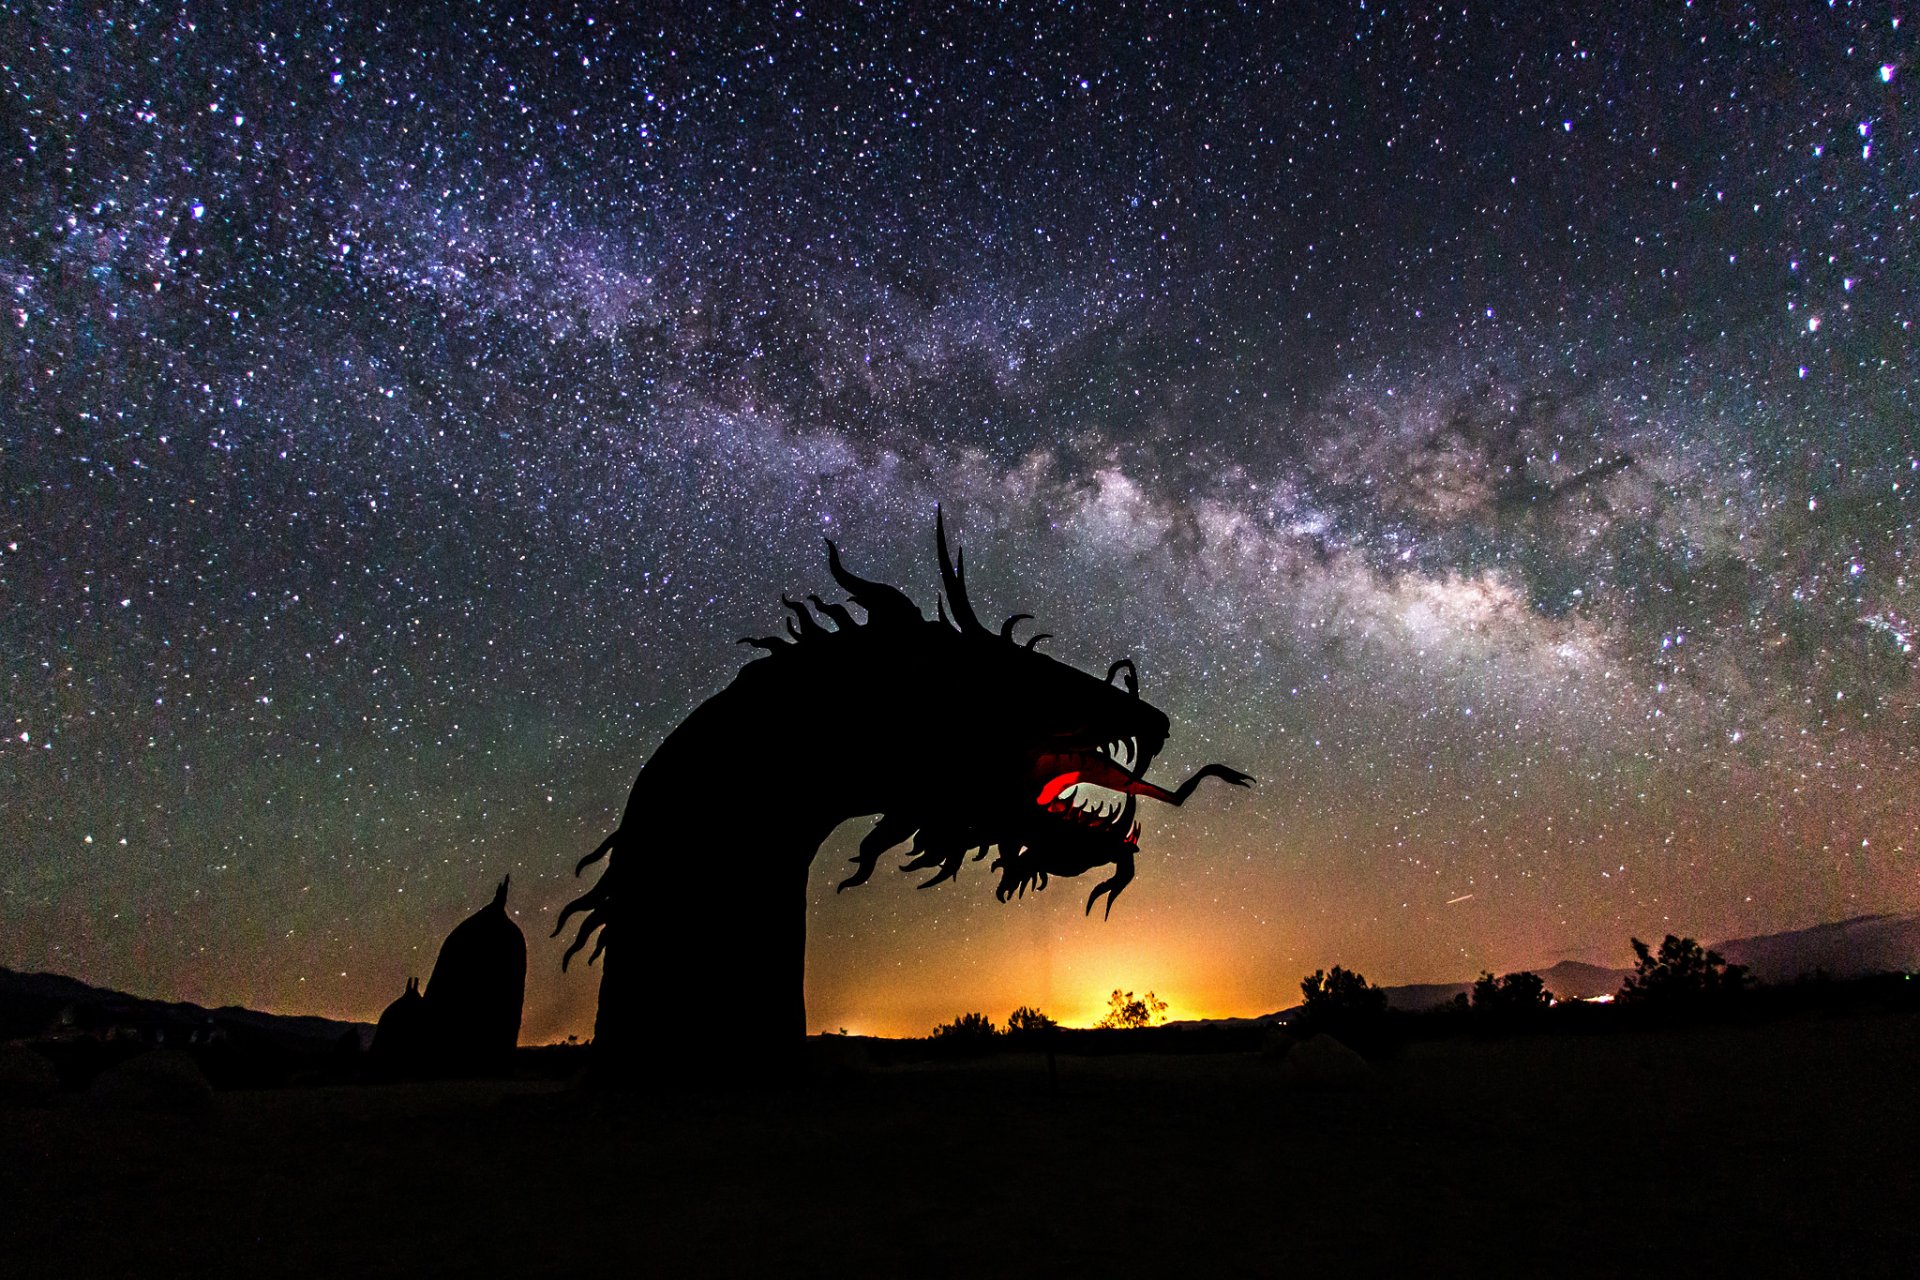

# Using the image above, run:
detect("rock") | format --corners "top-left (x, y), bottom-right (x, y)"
top-left (422, 875), bottom-right (527, 1072)
top-left (369, 976), bottom-right (430, 1075)
top-left (89, 1050), bottom-right (216, 1113)
top-left (1274, 1033), bottom-right (1379, 1092)
top-left (0, 1044), bottom-right (61, 1105)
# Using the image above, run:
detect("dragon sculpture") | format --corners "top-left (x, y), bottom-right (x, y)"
top-left (557, 513), bottom-right (1251, 1078)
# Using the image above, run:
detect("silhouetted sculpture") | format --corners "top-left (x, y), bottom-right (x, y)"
top-left (370, 977), bottom-right (428, 1074)
top-left (370, 878), bottom-right (526, 1078)
top-left (422, 876), bottom-right (526, 1072)
top-left (557, 512), bottom-right (1252, 1081)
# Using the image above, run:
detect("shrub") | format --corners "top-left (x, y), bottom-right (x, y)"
top-left (1294, 965), bottom-right (1394, 1055)
top-left (1617, 935), bottom-right (1750, 1008)
top-left (1096, 990), bottom-right (1168, 1030)
top-left (1471, 970), bottom-right (1554, 1018)
top-left (930, 1011), bottom-right (998, 1045)
top-left (1299, 966), bottom-right (1387, 1021)
top-left (1005, 1005), bottom-right (1057, 1036)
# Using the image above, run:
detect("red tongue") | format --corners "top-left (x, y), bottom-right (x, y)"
top-left (1035, 757), bottom-right (1176, 807)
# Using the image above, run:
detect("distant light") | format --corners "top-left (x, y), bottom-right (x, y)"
top-left (1881, 64), bottom-right (1896, 83)
top-left (1807, 315), bottom-right (1821, 332)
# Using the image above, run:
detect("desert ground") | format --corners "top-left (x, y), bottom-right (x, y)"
top-left (4, 1010), bottom-right (1916, 1277)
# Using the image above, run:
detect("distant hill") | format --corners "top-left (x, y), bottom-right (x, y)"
top-left (1710, 912), bottom-right (1920, 982)
top-left (1171, 912), bottom-right (1918, 1029)
top-left (0, 966), bottom-right (372, 1050)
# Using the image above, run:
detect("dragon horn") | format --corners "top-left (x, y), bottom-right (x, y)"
top-left (936, 507), bottom-right (990, 637)
top-left (825, 539), bottom-right (921, 625)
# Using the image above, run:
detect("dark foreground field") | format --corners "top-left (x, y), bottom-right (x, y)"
top-left (5, 1011), bottom-right (1916, 1277)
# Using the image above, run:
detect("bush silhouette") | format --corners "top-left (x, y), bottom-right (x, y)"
top-left (1096, 990), bottom-right (1168, 1030)
top-left (1618, 935), bottom-right (1750, 1008)
top-left (1472, 970), bottom-right (1554, 1015)
top-left (1005, 1005), bottom-right (1057, 1037)
top-left (1299, 966), bottom-right (1387, 1021)
top-left (1295, 966), bottom-right (1393, 1054)
top-left (930, 1011), bottom-right (998, 1047)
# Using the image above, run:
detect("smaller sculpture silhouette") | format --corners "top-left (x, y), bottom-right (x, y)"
top-left (369, 976), bottom-right (429, 1074)
top-left (370, 876), bottom-right (527, 1077)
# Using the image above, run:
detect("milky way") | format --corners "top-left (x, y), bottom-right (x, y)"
top-left (3, 3), bottom-right (1915, 1037)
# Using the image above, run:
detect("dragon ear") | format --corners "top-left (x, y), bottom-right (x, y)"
top-left (824, 539), bottom-right (921, 625)
top-left (936, 507), bottom-right (991, 637)
top-left (1106, 658), bottom-right (1139, 696)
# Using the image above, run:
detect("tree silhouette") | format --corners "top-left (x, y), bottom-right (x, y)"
top-left (1096, 989), bottom-right (1168, 1029)
top-left (930, 1011), bottom-right (998, 1043)
top-left (1299, 966), bottom-right (1387, 1020)
top-left (1471, 970), bottom-right (1554, 1015)
top-left (1005, 1005), bottom-right (1057, 1035)
top-left (1295, 965), bottom-right (1393, 1052)
top-left (1617, 935), bottom-right (1750, 1007)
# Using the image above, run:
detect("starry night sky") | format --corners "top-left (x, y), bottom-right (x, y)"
top-left (3, 2), bottom-right (1916, 1040)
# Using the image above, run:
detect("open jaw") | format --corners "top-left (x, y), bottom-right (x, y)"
top-left (1028, 737), bottom-right (1258, 846)
top-left (1028, 735), bottom-right (1154, 852)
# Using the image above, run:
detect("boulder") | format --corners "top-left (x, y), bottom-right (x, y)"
top-left (368, 977), bottom-right (430, 1075)
top-left (89, 1050), bottom-right (215, 1113)
top-left (421, 875), bottom-right (527, 1072)
top-left (1274, 1033), bottom-right (1379, 1092)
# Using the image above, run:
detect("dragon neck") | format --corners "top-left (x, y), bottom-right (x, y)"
top-left (618, 656), bottom-right (904, 857)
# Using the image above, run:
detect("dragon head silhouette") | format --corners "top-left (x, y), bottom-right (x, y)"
top-left (783, 511), bottom-right (1252, 917)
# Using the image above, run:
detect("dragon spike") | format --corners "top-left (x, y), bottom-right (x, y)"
top-left (738, 635), bottom-right (788, 653)
top-left (1084, 855), bottom-right (1136, 919)
top-left (782, 595), bottom-right (827, 638)
top-left (559, 907), bottom-right (608, 971)
top-left (808, 593), bottom-right (857, 631)
top-left (574, 831), bottom-right (616, 876)
top-left (1000, 613), bottom-right (1033, 642)
top-left (935, 507), bottom-right (990, 637)
top-left (1024, 632), bottom-right (1052, 651)
top-left (1106, 658), bottom-right (1139, 695)
top-left (824, 539), bottom-right (921, 625)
